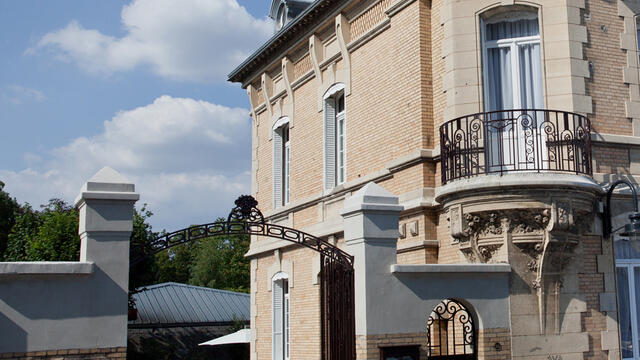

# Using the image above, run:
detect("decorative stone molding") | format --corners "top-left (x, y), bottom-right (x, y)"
top-left (281, 57), bottom-right (295, 128)
top-left (309, 35), bottom-right (323, 85)
top-left (261, 73), bottom-right (274, 122)
top-left (453, 208), bottom-right (550, 264)
top-left (247, 85), bottom-right (259, 195)
top-left (335, 13), bottom-right (351, 96)
top-left (266, 249), bottom-right (294, 291)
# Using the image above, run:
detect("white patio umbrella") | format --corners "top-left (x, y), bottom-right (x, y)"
top-left (199, 329), bottom-right (251, 346)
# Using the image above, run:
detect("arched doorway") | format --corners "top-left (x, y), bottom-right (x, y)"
top-left (426, 299), bottom-right (476, 360)
top-left (130, 195), bottom-right (355, 360)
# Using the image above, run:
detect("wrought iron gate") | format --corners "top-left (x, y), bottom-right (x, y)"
top-left (321, 253), bottom-right (355, 360)
top-left (426, 299), bottom-right (476, 360)
top-left (130, 195), bottom-right (356, 360)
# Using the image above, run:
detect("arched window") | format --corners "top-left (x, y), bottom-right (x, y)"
top-left (481, 9), bottom-right (542, 112)
top-left (273, 117), bottom-right (290, 207)
top-left (272, 272), bottom-right (290, 360)
top-left (426, 299), bottom-right (476, 359)
top-left (323, 83), bottom-right (346, 190)
top-left (614, 235), bottom-right (640, 359)
top-left (276, 3), bottom-right (287, 31)
top-left (481, 8), bottom-right (544, 172)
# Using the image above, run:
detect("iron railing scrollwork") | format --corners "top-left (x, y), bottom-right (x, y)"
top-left (129, 195), bottom-right (356, 360)
top-left (440, 109), bottom-right (592, 185)
top-left (427, 299), bottom-right (476, 359)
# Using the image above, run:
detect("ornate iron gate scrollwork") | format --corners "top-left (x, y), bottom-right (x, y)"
top-left (426, 299), bottom-right (476, 360)
top-left (130, 195), bottom-right (356, 360)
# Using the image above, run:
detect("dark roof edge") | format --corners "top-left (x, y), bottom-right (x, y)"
top-left (135, 282), bottom-right (250, 297)
top-left (227, 0), bottom-right (346, 87)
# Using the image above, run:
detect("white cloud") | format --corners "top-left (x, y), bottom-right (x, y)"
top-left (0, 95), bottom-right (252, 230)
top-left (30, 0), bottom-right (272, 82)
top-left (3, 85), bottom-right (46, 104)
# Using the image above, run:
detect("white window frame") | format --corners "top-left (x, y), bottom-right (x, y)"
top-left (272, 272), bottom-right (290, 360)
top-left (480, 10), bottom-right (545, 171)
top-left (616, 259), bottom-right (640, 360)
top-left (323, 83), bottom-right (346, 191)
top-left (480, 11), bottom-right (542, 111)
top-left (615, 234), bottom-right (640, 360)
top-left (273, 117), bottom-right (290, 208)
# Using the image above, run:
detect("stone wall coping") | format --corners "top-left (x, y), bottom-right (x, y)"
top-left (591, 132), bottom-right (640, 147)
top-left (435, 173), bottom-right (602, 203)
top-left (391, 263), bottom-right (512, 273)
top-left (0, 262), bottom-right (95, 276)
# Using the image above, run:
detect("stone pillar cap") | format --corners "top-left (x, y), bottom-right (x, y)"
top-left (74, 167), bottom-right (139, 206)
top-left (341, 182), bottom-right (404, 215)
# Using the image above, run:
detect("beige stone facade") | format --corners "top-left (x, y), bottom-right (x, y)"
top-left (230, 0), bottom-right (640, 359)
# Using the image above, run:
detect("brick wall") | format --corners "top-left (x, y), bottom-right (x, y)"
top-left (592, 145), bottom-right (630, 174)
top-left (584, 0), bottom-right (631, 135)
top-left (579, 235), bottom-right (609, 360)
top-left (355, 328), bottom-right (510, 360)
top-left (254, 246), bottom-right (321, 360)
top-left (0, 347), bottom-right (126, 360)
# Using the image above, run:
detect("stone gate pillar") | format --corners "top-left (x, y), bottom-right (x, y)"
top-left (74, 166), bottom-right (139, 347)
top-left (341, 182), bottom-right (403, 338)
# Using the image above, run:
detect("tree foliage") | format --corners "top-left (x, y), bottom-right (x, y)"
top-left (4, 199), bottom-right (80, 261)
top-left (1, 182), bottom-right (250, 295)
top-left (0, 181), bottom-right (19, 259)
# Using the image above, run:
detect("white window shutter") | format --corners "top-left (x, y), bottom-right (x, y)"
top-left (273, 130), bottom-right (283, 208)
top-left (324, 98), bottom-right (336, 190)
top-left (273, 280), bottom-right (284, 359)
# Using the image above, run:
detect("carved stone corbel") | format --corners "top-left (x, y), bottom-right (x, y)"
top-left (549, 200), bottom-right (574, 232)
top-left (281, 57), bottom-right (295, 128)
top-left (531, 233), bottom-right (579, 334)
top-left (247, 84), bottom-right (259, 194)
top-left (261, 73), bottom-right (274, 124)
top-left (335, 13), bottom-right (351, 96)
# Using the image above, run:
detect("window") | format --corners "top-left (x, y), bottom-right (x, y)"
top-left (273, 118), bottom-right (290, 208)
top-left (481, 10), bottom-right (544, 171)
top-left (276, 4), bottom-right (286, 31)
top-left (482, 11), bottom-right (543, 111)
top-left (426, 299), bottom-right (476, 359)
top-left (615, 238), bottom-right (640, 360)
top-left (323, 84), bottom-right (346, 190)
top-left (273, 273), bottom-right (290, 360)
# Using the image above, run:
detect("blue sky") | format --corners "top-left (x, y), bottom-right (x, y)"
top-left (0, 0), bottom-right (273, 231)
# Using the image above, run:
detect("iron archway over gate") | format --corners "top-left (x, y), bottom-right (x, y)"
top-left (130, 195), bottom-right (355, 360)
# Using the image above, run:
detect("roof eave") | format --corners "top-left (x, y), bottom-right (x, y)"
top-left (227, 0), bottom-right (344, 86)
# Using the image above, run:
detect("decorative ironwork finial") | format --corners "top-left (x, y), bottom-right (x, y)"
top-left (228, 195), bottom-right (264, 224)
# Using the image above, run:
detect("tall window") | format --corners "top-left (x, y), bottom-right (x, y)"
top-left (615, 238), bottom-right (640, 360)
top-left (273, 118), bottom-right (290, 207)
top-left (273, 273), bottom-right (290, 360)
top-left (324, 84), bottom-right (346, 190)
top-left (482, 11), bottom-right (543, 111)
top-left (482, 10), bottom-right (543, 171)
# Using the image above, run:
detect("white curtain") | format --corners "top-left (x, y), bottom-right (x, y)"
top-left (484, 17), bottom-right (543, 170)
top-left (486, 47), bottom-right (513, 112)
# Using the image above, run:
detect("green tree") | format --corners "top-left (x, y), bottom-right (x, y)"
top-left (129, 205), bottom-right (160, 292)
top-left (189, 220), bottom-right (250, 293)
top-left (25, 199), bottom-right (80, 261)
top-left (0, 181), bottom-right (20, 259)
top-left (4, 203), bottom-right (39, 261)
top-left (5, 199), bottom-right (80, 262)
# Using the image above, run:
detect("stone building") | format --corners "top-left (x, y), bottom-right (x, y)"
top-left (228, 0), bottom-right (640, 359)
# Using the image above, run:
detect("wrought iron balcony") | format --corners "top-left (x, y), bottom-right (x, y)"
top-left (440, 109), bottom-right (592, 185)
